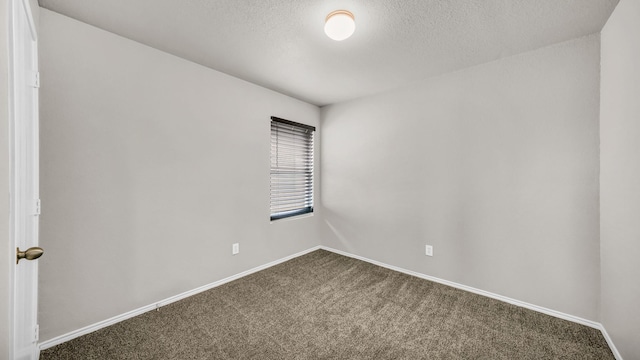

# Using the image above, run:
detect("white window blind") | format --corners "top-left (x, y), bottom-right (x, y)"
top-left (270, 117), bottom-right (315, 220)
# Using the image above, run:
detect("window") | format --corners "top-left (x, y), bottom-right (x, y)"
top-left (270, 116), bottom-right (315, 221)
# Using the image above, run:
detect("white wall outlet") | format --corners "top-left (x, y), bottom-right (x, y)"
top-left (232, 243), bottom-right (239, 255)
top-left (425, 245), bottom-right (433, 257)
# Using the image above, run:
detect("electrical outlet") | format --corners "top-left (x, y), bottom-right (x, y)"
top-left (232, 243), bottom-right (239, 255)
top-left (425, 245), bottom-right (433, 257)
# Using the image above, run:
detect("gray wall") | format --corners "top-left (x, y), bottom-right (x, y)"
top-left (601, 0), bottom-right (640, 358)
top-left (38, 9), bottom-right (321, 342)
top-left (320, 35), bottom-right (601, 321)
top-left (1, 0), bottom-right (11, 357)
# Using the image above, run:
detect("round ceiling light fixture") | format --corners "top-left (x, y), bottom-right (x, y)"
top-left (324, 10), bottom-right (355, 41)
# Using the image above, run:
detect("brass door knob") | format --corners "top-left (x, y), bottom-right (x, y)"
top-left (16, 247), bottom-right (44, 264)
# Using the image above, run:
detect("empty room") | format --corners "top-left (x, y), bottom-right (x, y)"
top-left (2, 0), bottom-right (640, 359)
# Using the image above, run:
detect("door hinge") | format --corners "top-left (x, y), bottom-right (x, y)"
top-left (34, 199), bottom-right (41, 215)
top-left (34, 324), bottom-right (39, 342)
top-left (30, 71), bottom-right (40, 88)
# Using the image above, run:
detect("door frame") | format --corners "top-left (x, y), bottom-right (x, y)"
top-left (8, 0), bottom-right (40, 358)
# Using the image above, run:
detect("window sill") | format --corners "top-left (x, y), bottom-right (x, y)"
top-left (270, 212), bottom-right (314, 224)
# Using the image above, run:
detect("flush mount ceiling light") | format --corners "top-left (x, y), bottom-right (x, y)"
top-left (324, 10), bottom-right (355, 41)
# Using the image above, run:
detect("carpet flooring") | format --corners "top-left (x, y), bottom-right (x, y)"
top-left (40, 250), bottom-right (614, 359)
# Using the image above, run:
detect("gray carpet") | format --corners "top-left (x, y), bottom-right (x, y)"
top-left (40, 250), bottom-right (614, 359)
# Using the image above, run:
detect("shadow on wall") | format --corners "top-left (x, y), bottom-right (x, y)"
top-left (320, 196), bottom-right (487, 286)
top-left (322, 208), bottom-right (360, 254)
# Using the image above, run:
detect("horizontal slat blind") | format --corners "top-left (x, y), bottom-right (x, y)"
top-left (270, 117), bottom-right (315, 220)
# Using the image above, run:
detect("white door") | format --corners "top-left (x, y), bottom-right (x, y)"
top-left (10, 0), bottom-right (41, 359)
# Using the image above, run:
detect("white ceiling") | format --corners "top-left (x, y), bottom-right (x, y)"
top-left (38, 0), bottom-right (618, 106)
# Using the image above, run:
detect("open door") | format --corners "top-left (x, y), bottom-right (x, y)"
top-left (9, 0), bottom-right (41, 359)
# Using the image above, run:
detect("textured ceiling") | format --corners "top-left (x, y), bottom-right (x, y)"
top-left (38, 0), bottom-right (618, 106)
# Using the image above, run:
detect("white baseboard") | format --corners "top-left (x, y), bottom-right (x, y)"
top-left (38, 246), bottom-right (322, 351)
top-left (39, 244), bottom-right (623, 359)
top-left (319, 246), bottom-right (599, 328)
top-left (599, 326), bottom-right (624, 360)
top-left (319, 246), bottom-right (624, 360)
